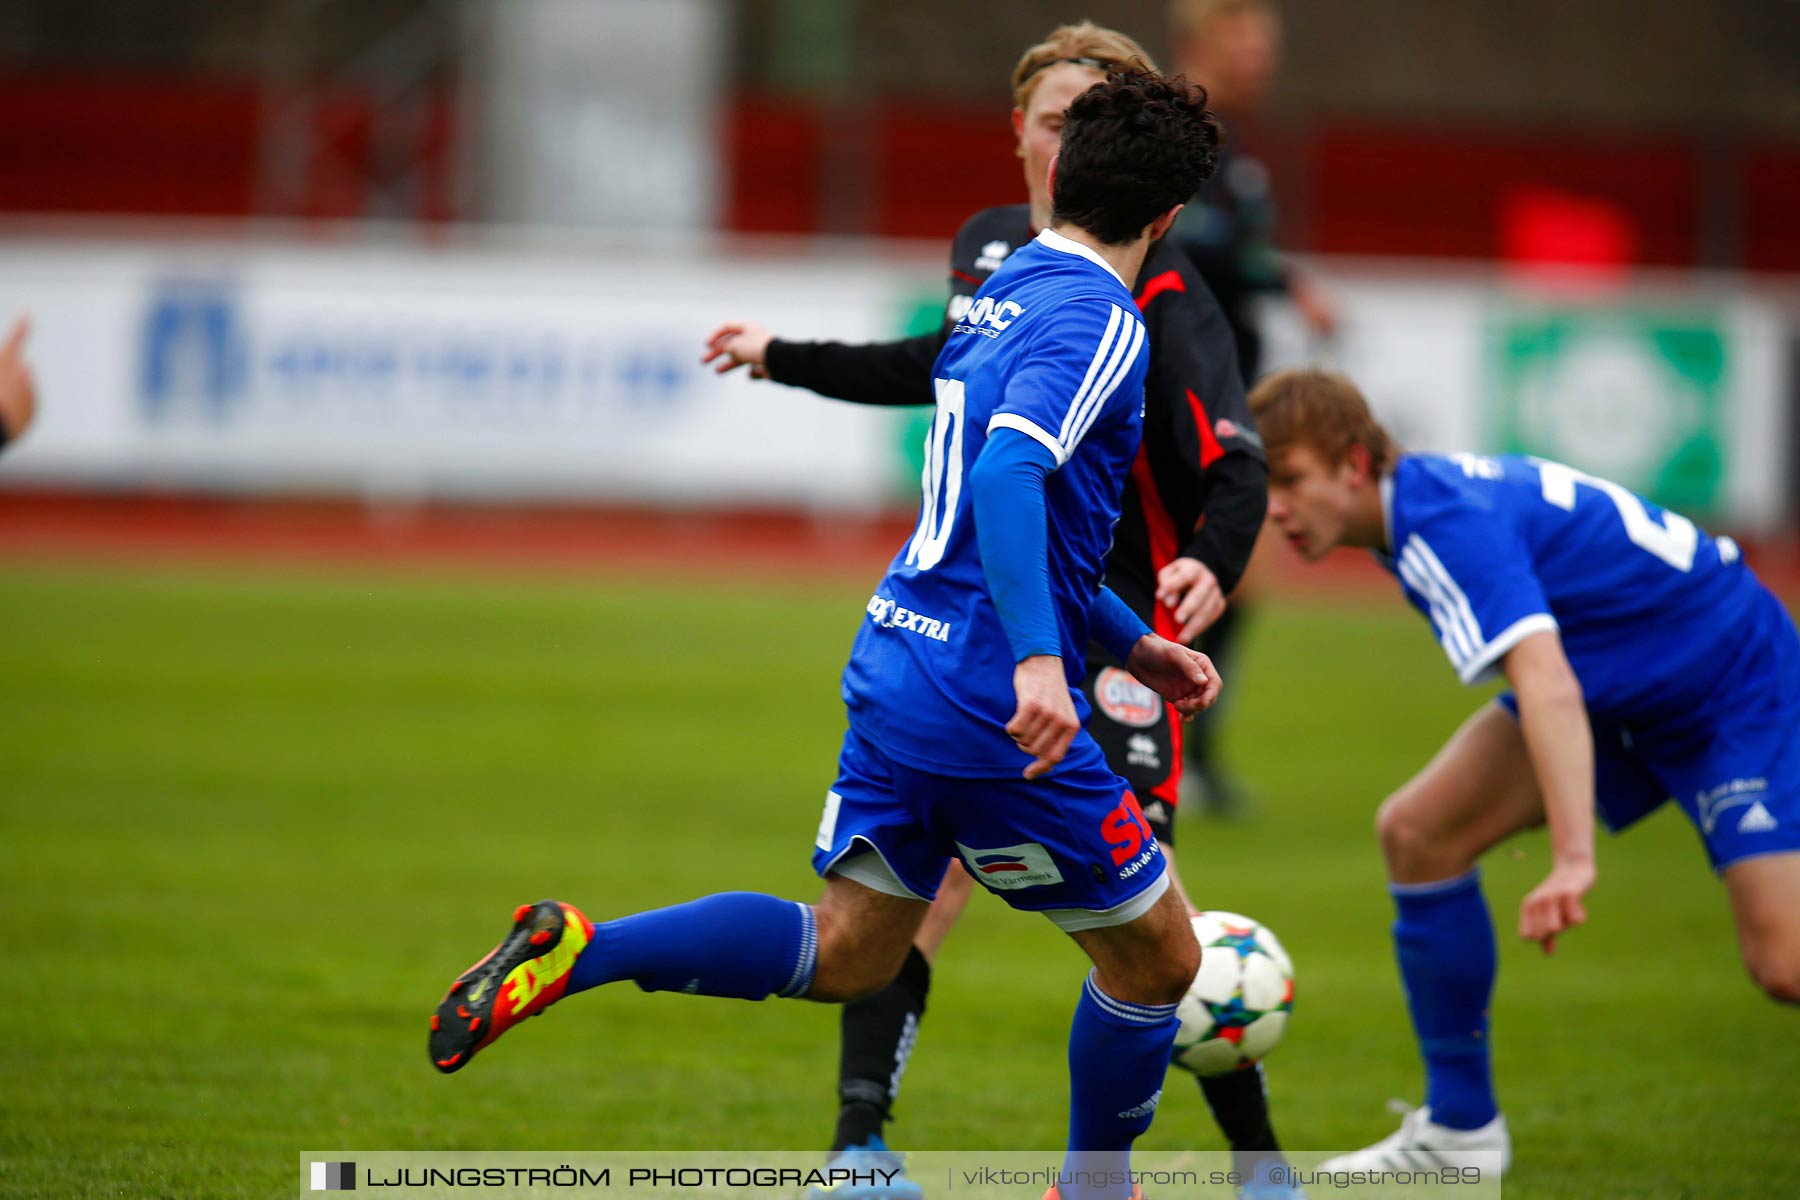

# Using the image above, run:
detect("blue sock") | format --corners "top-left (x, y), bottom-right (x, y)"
top-left (1061, 970), bottom-right (1181, 1200)
top-left (566, 892), bottom-right (817, 1001)
top-left (1391, 870), bottom-right (1498, 1130)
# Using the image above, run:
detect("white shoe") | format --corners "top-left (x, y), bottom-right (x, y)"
top-left (1316, 1104), bottom-right (1510, 1179)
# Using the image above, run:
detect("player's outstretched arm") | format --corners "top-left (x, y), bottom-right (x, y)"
top-left (701, 320), bottom-right (775, 379)
top-left (0, 314), bottom-right (36, 452)
top-left (701, 319), bottom-right (943, 406)
top-left (1502, 629), bottom-right (1597, 955)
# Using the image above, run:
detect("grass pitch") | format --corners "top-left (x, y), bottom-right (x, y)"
top-left (0, 563), bottom-right (1794, 1199)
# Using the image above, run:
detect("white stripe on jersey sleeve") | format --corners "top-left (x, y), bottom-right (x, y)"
top-left (1396, 549), bottom-right (1476, 671)
top-left (987, 413), bottom-right (1068, 466)
top-left (1402, 533), bottom-right (1560, 685)
top-left (1405, 535), bottom-right (1487, 655)
top-left (1063, 316), bottom-right (1145, 457)
top-left (1059, 304), bottom-right (1134, 449)
top-left (1455, 613), bottom-right (1559, 685)
top-left (1055, 304), bottom-right (1124, 447)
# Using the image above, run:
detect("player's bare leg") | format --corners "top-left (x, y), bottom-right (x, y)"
top-left (809, 868), bottom-right (956, 1200)
top-left (808, 874), bottom-right (932, 1002)
top-left (914, 858), bottom-right (976, 962)
top-left (1067, 879), bottom-right (1200, 1006)
top-left (1722, 851), bottom-right (1800, 1005)
top-left (1375, 701), bottom-right (1547, 884)
top-left (1322, 700), bottom-right (1548, 1178)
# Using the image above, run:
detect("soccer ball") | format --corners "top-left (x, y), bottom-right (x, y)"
top-left (1171, 910), bottom-right (1294, 1076)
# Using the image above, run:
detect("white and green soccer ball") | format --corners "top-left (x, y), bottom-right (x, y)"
top-left (1171, 910), bottom-right (1295, 1076)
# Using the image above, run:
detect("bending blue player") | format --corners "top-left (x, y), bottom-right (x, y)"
top-left (428, 71), bottom-right (1225, 1200)
top-left (1250, 369), bottom-right (1800, 1179)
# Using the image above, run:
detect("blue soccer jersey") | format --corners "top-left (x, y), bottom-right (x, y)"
top-left (1381, 452), bottom-right (1763, 725)
top-left (840, 228), bottom-right (1150, 776)
top-left (1382, 452), bottom-right (1800, 869)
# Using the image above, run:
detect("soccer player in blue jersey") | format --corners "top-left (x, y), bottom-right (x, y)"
top-left (429, 72), bottom-right (1225, 1200)
top-left (1248, 369), bottom-right (1800, 1176)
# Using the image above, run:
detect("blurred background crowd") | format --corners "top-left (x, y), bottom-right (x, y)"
top-left (0, 0), bottom-right (1795, 537)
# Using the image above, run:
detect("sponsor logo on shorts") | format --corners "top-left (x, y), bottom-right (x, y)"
top-left (1101, 791), bottom-right (1159, 872)
top-left (1095, 667), bottom-right (1163, 728)
top-left (1737, 800), bottom-right (1779, 834)
top-left (954, 840), bottom-right (1065, 891)
top-left (1698, 777), bottom-right (1769, 834)
top-left (1116, 843), bottom-right (1160, 880)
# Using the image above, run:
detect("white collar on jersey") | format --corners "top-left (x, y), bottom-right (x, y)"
top-left (1034, 227), bottom-right (1126, 288)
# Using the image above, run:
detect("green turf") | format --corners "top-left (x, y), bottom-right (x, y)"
top-left (0, 563), bottom-right (1794, 1199)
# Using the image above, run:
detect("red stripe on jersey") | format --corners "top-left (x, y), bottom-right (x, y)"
top-left (1128, 447), bottom-right (1183, 644)
top-left (1187, 389), bottom-right (1226, 469)
top-left (951, 269), bottom-right (982, 285)
top-left (1134, 269), bottom-right (1186, 311)
top-left (1151, 699), bottom-right (1184, 809)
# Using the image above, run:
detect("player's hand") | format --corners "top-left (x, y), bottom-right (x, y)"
top-left (701, 320), bottom-right (774, 379)
top-left (0, 315), bottom-right (37, 443)
top-left (1007, 655), bottom-right (1080, 781)
top-left (1518, 857), bottom-right (1594, 955)
top-left (1291, 274), bottom-right (1339, 338)
top-left (1124, 636), bottom-right (1221, 717)
top-left (1155, 556), bottom-right (1226, 643)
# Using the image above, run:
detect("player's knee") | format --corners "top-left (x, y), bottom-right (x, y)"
top-left (1744, 945), bottom-right (1800, 1006)
top-left (1135, 921), bottom-right (1203, 1006)
top-left (1160, 932), bottom-right (1203, 1004)
top-left (1375, 791), bottom-right (1461, 877)
top-left (1375, 794), bottom-right (1447, 874)
top-left (809, 915), bottom-right (908, 1003)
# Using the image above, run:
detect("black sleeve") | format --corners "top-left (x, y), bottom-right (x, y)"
top-left (762, 329), bottom-right (945, 407)
top-left (1144, 266), bottom-right (1269, 596)
top-left (1181, 453), bottom-right (1267, 595)
top-left (758, 206), bottom-right (1011, 408)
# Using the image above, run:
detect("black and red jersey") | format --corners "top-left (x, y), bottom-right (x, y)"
top-left (765, 203), bottom-right (1267, 653)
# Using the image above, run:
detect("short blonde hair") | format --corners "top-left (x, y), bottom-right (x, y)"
top-left (1010, 21), bottom-right (1157, 111)
top-left (1248, 368), bottom-right (1401, 473)
top-left (1169, 0), bottom-right (1275, 37)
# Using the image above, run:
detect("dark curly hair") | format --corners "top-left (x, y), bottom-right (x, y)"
top-left (1050, 70), bottom-right (1221, 247)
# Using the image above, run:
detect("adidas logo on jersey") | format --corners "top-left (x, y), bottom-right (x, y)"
top-left (1738, 801), bottom-right (1779, 834)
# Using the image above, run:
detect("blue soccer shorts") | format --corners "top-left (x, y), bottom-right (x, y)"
top-left (1496, 597), bottom-right (1800, 872)
top-left (810, 726), bottom-right (1170, 932)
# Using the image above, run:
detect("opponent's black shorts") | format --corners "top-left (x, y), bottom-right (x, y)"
top-left (1082, 662), bottom-right (1184, 845)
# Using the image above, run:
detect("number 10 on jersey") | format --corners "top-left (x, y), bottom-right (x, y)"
top-left (906, 378), bottom-right (966, 571)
